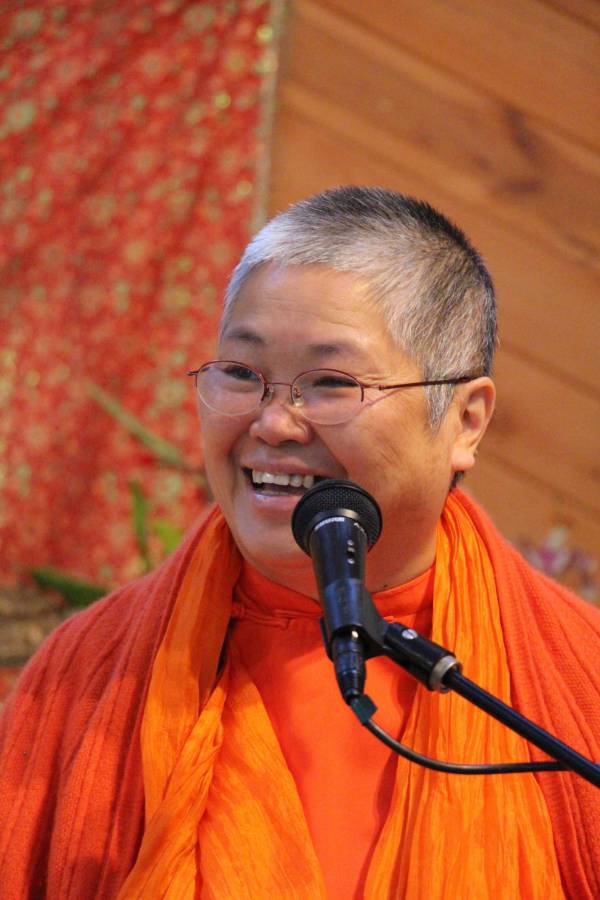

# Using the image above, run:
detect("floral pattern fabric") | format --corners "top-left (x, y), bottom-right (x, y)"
top-left (0, 0), bottom-right (280, 586)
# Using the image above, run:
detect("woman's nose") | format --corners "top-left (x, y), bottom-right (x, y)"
top-left (248, 383), bottom-right (312, 445)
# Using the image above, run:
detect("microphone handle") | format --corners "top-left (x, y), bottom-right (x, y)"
top-left (332, 632), bottom-right (366, 703)
top-left (308, 515), bottom-right (367, 596)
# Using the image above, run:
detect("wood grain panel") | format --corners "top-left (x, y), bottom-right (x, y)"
top-left (465, 456), bottom-right (600, 562)
top-left (486, 350), bottom-right (600, 516)
top-left (323, 0), bottom-right (600, 152)
top-left (543, 0), bottom-right (600, 30)
top-left (285, 1), bottom-right (600, 269)
top-left (269, 102), bottom-right (599, 394)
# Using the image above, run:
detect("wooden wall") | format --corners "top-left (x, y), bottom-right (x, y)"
top-left (267, 0), bottom-right (600, 591)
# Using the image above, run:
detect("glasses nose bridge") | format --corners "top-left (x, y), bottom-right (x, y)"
top-left (261, 377), bottom-right (302, 409)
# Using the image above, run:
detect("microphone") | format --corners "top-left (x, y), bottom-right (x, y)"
top-left (291, 479), bottom-right (383, 703)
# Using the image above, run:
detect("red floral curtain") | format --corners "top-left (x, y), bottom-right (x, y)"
top-left (0, 0), bottom-right (282, 587)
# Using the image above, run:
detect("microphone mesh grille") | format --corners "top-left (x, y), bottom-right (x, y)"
top-left (292, 479), bottom-right (382, 552)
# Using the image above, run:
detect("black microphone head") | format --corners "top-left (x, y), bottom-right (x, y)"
top-left (292, 479), bottom-right (382, 554)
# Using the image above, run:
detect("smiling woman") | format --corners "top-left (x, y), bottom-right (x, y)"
top-left (1, 187), bottom-right (600, 900)
top-left (198, 261), bottom-right (491, 600)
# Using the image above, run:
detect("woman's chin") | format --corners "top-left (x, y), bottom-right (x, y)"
top-left (228, 483), bottom-right (307, 556)
top-left (236, 526), bottom-right (314, 587)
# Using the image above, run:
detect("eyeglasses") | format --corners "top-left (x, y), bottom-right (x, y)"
top-left (187, 360), bottom-right (476, 426)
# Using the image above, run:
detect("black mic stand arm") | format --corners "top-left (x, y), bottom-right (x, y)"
top-left (319, 578), bottom-right (600, 789)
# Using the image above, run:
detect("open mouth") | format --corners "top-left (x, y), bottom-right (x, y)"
top-left (243, 468), bottom-right (328, 496)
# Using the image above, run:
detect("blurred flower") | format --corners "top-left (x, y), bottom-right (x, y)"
top-left (518, 526), bottom-right (598, 603)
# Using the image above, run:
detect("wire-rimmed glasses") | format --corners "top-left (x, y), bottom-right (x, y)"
top-left (187, 360), bottom-right (476, 426)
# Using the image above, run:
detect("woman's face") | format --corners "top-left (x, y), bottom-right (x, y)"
top-left (199, 263), bottom-right (465, 596)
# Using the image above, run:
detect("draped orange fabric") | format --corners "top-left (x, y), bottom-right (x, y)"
top-left (229, 561), bottom-right (434, 898)
top-left (119, 494), bottom-right (563, 899)
top-left (2, 490), bottom-right (600, 898)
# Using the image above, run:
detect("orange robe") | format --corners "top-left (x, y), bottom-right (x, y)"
top-left (1, 490), bottom-right (599, 898)
top-left (230, 563), bottom-right (434, 899)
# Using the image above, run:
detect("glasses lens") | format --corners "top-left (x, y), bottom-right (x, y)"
top-left (196, 361), bottom-right (263, 415)
top-left (295, 370), bottom-right (362, 424)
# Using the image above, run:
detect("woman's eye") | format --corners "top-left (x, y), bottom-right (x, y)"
top-left (223, 365), bottom-right (258, 381)
top-left (313, 375), bottom-right (355, 389)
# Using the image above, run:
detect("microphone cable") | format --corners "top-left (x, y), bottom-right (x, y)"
top-left (350, 694), bottom-right (566, 775)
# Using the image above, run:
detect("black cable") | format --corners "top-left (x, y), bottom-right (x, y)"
top-left (351, 695), bottom-right (565, 775)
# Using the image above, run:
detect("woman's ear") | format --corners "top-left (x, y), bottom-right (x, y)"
top-left (450, 377), bottom-right (496, 473)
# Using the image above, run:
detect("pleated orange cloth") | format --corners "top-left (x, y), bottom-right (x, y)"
top-left (1, 490), bottom-right (600, 899)
top-left (229, 561), bottom-right (434, 898)
top-left (118, 495), bottom-right (563, 898)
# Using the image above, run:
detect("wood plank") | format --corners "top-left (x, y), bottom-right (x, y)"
top-left (542, 0), bottom-right (600, 30)
top-left (322, 0), bottom-right (600, 152)
top-left (464, 456), bottom-right (600, 588)
top-left (284, 2), bottom-right (600, 269)
top-left (269, 102), bottom-right (600, 395)
top-left (485, 349), bottom-right (600, 517)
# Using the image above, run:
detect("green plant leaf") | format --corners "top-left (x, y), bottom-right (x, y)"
top-left (129, 480), bottom-right (152, 573)
top-left (152, 519), bottom-right (184, 556)
top-left (30, 567), bottom-right (109, 608)
top-left (85, 378), bottom-right (206, 488)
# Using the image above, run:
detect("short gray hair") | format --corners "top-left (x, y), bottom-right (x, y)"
top-left (222, 186), bottom-right (497, 428)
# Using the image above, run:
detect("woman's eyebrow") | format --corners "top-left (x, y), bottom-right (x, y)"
top-left (223, 328), bottom-right (369, 363)
top-left (221, 327), bottom-right (265, 346)
top-left (305, 341), bottom-right (369, 363)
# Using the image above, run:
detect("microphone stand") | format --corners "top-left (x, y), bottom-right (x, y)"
top-left (318, 580), bottom-right (600, 789)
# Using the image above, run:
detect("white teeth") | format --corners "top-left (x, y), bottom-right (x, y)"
top-left (250, 470), bottom-right (317, 488)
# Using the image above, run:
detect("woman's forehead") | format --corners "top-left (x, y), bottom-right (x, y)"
top-left (217, 263), bottom-right (417, 374)
top-left (221, 263), bottom-right (388, 341)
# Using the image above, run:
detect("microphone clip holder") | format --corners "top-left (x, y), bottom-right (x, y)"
top-left (319, 577), bottom-right (460, 692)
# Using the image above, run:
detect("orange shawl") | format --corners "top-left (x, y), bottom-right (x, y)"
top-left (1, 491), bottom-right (600, 898)
top-left (119, 493), bottom-right (564, 898)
